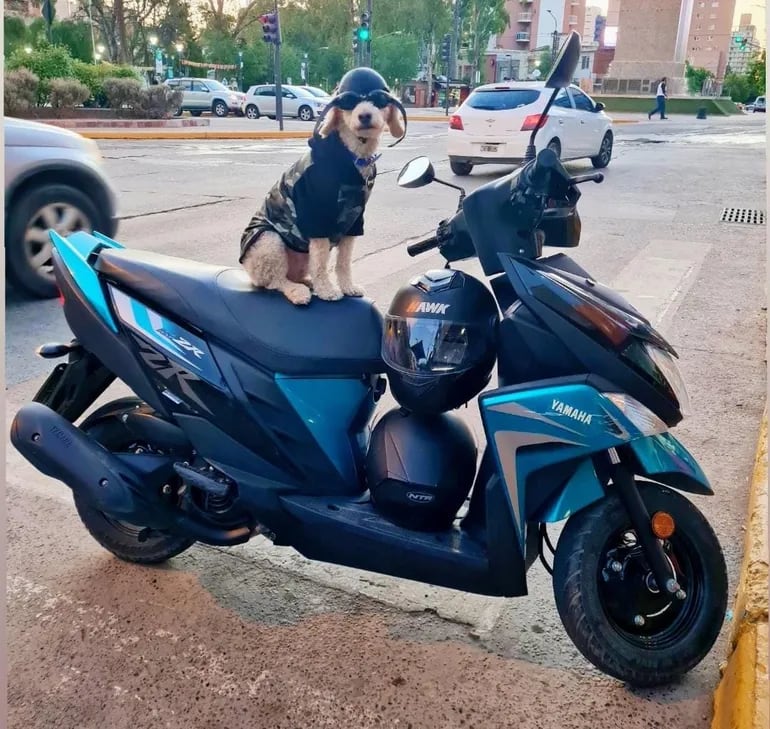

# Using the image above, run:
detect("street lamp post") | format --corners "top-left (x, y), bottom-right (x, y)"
top-left (175, 42), bottom-right (184, 76)
top-left (547, 9), bottom-right (559, 63)
top-left (95, 43), bottom-right (105, 63)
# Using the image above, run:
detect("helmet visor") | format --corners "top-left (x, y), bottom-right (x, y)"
top-left (383, 316), bottom-right (473, 374)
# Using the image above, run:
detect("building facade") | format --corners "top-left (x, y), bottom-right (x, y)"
top-left (727, 13), bottom-right (761, 75)
top-left (687, 0), bottom-right (737, 79)
top-left (584, 5), bottom-right (602, 40)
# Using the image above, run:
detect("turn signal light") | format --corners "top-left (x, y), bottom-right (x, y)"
top-left (521, 113), bottom-right (547, 131)
top-left (651, 511), bottom-right (676, 539)
top-left (449, 114), bottom-right (464, 130)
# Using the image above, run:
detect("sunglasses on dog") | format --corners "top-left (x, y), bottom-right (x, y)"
top-left (333, 90), bottom-right (393, 110)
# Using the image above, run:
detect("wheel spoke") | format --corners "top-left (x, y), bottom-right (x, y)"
top-left (30, 244), bottom-right (53, 269)
top-left (38, 204), bottom-right (60, 230)
top-left (59, 205), bottom-right (88, 232)
top-left (24, 226), bottom-right (51, 246)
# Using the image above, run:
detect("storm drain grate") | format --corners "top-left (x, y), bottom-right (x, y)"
top-left (720, 208), bottom-right (766, 225)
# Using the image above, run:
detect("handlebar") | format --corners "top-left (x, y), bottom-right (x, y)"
top-left (406, 234), bottom-right (440, 257)
top-left (569, 172), bottom-right (604, 185)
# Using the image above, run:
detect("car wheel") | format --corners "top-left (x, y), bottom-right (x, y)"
top-left (190, 110), bottom-right (202, 117)
top-left (245, 105), bottom-right (260, 120)
top-left (173, 107), bottom-right (183, 117)
top-left (213, 100), bottom-right (229, 117)
top-left (547, 138), bottom-right (561, 158)
top-left (298, 105), bottom-right (314, 122)
top-left (591, 131), bottom-right (613, 169)
top-left (267, 115), bottom-right (276, 120)
top-left (450, 160), bottom-right (473, 176)
top-left (6, 184), bottom-right (108, 299)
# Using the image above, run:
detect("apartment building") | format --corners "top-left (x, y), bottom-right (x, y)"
top-left (687, 0), bottom-right (737, 79)
top-left (584, 5), bottom-right (603, 40)
top-left (498, 0), bottom-right (586, 53)
top-left (727, 12), bottom-right (761, 75)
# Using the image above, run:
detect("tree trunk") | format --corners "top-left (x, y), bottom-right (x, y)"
top-left (114, 0), bottom-right (129, 64)
top-left (426, 35), bottom-right (433, 107)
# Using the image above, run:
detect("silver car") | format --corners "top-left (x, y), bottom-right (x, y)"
top-left (165, 77), bottom-right (245, 117)
top-left (4, 117), bottom-right (119, 298)
top-left (242, 84), bottom-right (331, 121)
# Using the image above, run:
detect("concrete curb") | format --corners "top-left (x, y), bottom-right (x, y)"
top-left (79, 117), bottom-right (639, 141)
top-left (711, 408), bottom-right (768, 729)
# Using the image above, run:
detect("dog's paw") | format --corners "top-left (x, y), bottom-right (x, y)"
top-left (283, 283), bottom-right (312, 305)
top-left (341, 283), bottom-right (366, 297)
top-left (314, 283), bottom-right (344, 301)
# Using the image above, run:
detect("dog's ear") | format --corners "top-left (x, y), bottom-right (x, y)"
top-left (318, 106), bottom-right (341, 137)
top-left (385, 104), bottom-right (405, 139)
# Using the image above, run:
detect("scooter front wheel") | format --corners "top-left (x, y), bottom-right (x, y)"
top-left (552, 481), bottom-right (727, 686)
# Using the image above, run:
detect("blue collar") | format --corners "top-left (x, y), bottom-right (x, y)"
top-left (350, 151), bottom-right (381, 168)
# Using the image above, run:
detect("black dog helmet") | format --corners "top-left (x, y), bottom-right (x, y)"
top-left (312, 67), bottom-right (408, 147)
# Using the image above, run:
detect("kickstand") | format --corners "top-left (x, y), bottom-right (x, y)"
top-left (538, 523), bottom-right (556, 575)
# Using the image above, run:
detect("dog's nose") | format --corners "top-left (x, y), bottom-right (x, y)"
top-left (358, 112), bottom-right (372, 125)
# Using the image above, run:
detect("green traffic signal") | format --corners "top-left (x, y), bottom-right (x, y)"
top-left (358, 27), bottom-right (370, 41)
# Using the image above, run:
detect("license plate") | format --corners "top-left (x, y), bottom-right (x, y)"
top-left (480, 144), bottom-right (499, 152)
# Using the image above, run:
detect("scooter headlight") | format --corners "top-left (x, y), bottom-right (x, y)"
top-left (604, 392), bottom-right (668, 436)
top-left (622, 341), bottom-right (692, 418)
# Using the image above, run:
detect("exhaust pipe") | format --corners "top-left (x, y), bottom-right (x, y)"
top-left (11, 402), bottom-right (142, 519)
top-left (10, 403), bottom-right (253, 546)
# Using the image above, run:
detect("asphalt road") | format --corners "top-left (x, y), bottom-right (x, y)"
top-left (6, 115), bottom-right (767, 729)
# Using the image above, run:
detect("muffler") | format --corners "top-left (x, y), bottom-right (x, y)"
top-left (11, 402), bottom-right (143, 519)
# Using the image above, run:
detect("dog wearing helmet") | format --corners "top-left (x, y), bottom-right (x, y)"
top-left (239, 68), bottom-right (407, 305)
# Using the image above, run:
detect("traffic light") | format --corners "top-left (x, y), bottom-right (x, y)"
top-left (440, 33), bottom-right (451, 64)
top-left (260, 12), bottom-right (280, 45)
top-left (357, 12), bottom-right (370, 42)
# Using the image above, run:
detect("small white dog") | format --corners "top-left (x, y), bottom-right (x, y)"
top-left (239, 70), bottom-right (406, 305)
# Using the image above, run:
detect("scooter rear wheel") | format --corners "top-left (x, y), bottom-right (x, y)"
top-left (73, 408), bottom-right (195, 564)
top-left (552, 481), bottom-right (727, 686)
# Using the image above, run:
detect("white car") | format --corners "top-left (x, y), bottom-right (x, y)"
top-left (242, 85), bottom-right (331, 122)
top-left (447, 82), bottom-right (614, 176)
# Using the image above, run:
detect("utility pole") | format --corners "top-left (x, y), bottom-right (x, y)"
top-left (451, 0), bottom-right (461, 81)
top-left (366, 0), bottom-right (372, 67)
top-left (551, 29), bottom-right (559, 63)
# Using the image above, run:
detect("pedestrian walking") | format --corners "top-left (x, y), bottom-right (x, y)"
top-left (648, 77), bottom-right (668, 119)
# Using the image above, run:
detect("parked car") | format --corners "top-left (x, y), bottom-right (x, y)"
top-left (753, 95), bottom-right (766, 112)
top-left (447, 82), bottom-right (614, 176)
top-left (242, 85), bottom-right (331, 121)
top-left (4, 117), bottom-right (119, 299)
top-left (164, 77), bottom-right (245, 117)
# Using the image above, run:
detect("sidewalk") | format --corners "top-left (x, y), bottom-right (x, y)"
top-left (712, 410), bottom-right (768, 729)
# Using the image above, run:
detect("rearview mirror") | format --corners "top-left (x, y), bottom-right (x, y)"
top-left (595, 102), bottom-right (605, 112)
top-left (398, 157), bottom-right (435, 188)
top-left (545, 31), bottom-right (581, 89)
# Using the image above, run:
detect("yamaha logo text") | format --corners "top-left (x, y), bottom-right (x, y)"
top-left (551, 399), bottom-right (593, 425)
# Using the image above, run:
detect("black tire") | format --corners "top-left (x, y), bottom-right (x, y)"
top-left (546, 138), bottom-right (561, 158)
top-left (553, 482), bottom-right (727, 686)
top-left (173, 107), bottom-right (183, 117)
top-left (245, 104), bottom-right (260, 120)
top-left (73, 407), bottom-right (195, 564)
top-left (6, 183), bottom-right (109, 299)
top-left (190, 110), bottom-right (202, 117)
top-left (298, 105), bottom-right (314, 122)
top-left (212, 100), bottom-right (229, 117)
top-left (591, 131), bottom-right (613, 168)
top-left (450, 160), bottom-right (473, 176)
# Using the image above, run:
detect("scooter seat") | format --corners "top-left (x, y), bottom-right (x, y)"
top-left (96, 249), bottom-right (385, 375)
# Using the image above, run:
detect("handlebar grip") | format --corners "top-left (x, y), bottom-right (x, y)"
top-left (569, 172), bottom-right (604, 185)
top-left (406, 236), bottom-right (440, 257)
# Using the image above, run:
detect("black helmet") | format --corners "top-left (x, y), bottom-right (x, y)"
top-left (382, 269), bottom-right (499, 414)
top-left (313, 67), bottom-right (408, 147)
top-left (366, 408), bottom-right (477, 532)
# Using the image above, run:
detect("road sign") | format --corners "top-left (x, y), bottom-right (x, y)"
top-left (155, 49), bottom-right (163, 76)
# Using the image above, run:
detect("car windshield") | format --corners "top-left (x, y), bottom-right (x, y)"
top-left (205, 80), bottom-right (229, 91)
top-left (305, 87), bottom-right (330, 98)
top-left (465, 89), bottom-right (540, 111)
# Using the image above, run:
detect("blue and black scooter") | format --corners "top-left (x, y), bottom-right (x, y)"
top-left (11, 33), bottom-right (727, 686)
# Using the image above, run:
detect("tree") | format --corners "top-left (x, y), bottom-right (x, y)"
top-left (371, 34), bottom-right (420, 86)
top-left (460, 0), bottom-right (509, 84)
top-left (51, 20), bottom-right (95, 63)
top-left (747, 50), bottom-right (766, 98)
top-left (723, 72), bottom-right (753, 103)
top-left (537, 48), bottom-right (553, 78)
top-left (684, 62), bottom-right (713, 95)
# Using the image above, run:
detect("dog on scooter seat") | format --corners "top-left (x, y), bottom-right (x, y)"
top-left (239, 68), bottom-right (407, 305)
